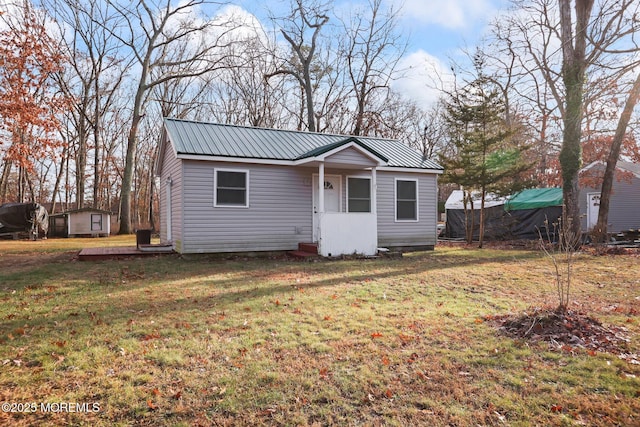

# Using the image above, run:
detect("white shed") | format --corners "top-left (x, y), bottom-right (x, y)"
top-left (49, 208), bottom-right (112, 237)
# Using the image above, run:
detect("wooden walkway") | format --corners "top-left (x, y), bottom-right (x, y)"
top-left (78, 246), bottom-right (174, 261)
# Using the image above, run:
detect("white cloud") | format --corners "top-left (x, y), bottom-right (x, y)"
top-left (392, 49), bottom-right (453, 108)
top-left (397, 0), bottom-right (497, 30)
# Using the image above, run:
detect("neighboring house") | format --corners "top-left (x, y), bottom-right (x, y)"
top-left (156, 118), bottom-right (443, 256)
top-left (49, 208), bottom-right (112, 238)
top-left (579, 160), bottom-right (640, 233)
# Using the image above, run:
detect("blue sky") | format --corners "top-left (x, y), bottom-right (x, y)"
top-left (0, 0), bottom-right (511, 108)
top-left (230, 0), bottom-right (512, 107)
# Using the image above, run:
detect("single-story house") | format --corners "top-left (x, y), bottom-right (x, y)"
top-left (49, 208), bottom-right (112, 238)
top-left (156, 118), bottom-right (443, 256)
top-left (579, 160), bottom-right (640, 233)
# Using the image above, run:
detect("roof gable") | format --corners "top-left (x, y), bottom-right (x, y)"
top-left (162, 118), bottom-right (442, 171)
top-left (297, 137), bottom-right (389, 163)
top-left (581, 160), bottom-right (640, 179)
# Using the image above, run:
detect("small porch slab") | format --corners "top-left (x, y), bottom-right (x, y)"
top-left (78, 245), bottom-right (174, 261)
top-left (288, 242), bottom-right (319, 259)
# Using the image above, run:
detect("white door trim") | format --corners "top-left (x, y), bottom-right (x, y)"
top-left (586, 192), bottom-right (601, 230)
top-left (166, 180), bottom-right (173, 242)
top-left (312, 174), bottom-right (342, 242)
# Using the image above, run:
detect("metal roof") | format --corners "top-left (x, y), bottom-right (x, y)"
top-left (163, 118), bottom-right (443, 170)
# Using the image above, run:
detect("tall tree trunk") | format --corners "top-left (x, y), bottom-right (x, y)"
top-left (594, 72), bottom-right (640, 240)
top-left (558, 0), bottom-right (594, 237)
top-left (0, 160), bottom-right (11, 203)
top-left (559, 62), bottom-right (584, 235)
top-left (119, 112), bottom-right (141, 234)
top-left (76, 113), bottom-right (87, 209)
top-left (93, 78), bottom-right (101, 209)
top-left (50, 146), bottom-right (66, 214)
top-left (119, 56), bottom-right (147, 234)
top-left (18, 165), bottom-right (24, 203)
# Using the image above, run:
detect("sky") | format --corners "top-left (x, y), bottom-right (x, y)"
top-left (231, 0), bottom-right (512, 108)
top-left (0, 0), bottom-right (512, 109)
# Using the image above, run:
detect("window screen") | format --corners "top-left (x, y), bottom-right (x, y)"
top-left (216, 170), bottom-right (247, 206)
top-left (396, 180), bottom-right (417, 220)
top-left (348, 177), bottom-right (371, 212)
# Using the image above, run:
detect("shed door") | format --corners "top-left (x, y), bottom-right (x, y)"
top-left (587, 192), bottom-right (601, 230)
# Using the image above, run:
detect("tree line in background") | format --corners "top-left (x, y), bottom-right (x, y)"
top-left (0, 0), bottom-right (639, 237)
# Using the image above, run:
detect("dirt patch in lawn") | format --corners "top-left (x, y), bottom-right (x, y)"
top-left (491, 308), bottom-right (639, 363)
top-left (0, 252), bottom-right (76, 275)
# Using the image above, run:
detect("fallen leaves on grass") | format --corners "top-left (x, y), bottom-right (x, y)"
top-left (492, 307), bottom-right (638, 362)
top-left (142, 332), bottom-right (161, 341)
top-left (319, 368), bottom-right (330, 379)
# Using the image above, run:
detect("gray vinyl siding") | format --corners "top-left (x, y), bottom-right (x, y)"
top-left (68, 211), bottom-right (110, 236)
top-left (180, 161), bottom-right (313, 253)
top-left (579, 175), bottom-right (640, 233)
top-left (169, 159), bottom-right (438, 254)
top-left (377, 171), bottom-right (438, 247)
top-left (159, 140), bottom-right (183, 248)
top-left (324, 147), bottom-right (379, 168)
top-left (327, 169), bottom-right (438, 247)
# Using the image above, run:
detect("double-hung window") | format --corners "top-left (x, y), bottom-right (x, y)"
top-left (347, 177), bottom-right (371, 213)
top-left (215, 169), bottom-right (249, 207)
top-left (395, 179), bottom-right (418, 221)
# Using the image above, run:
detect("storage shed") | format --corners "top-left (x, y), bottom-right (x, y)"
top-left (443, 188), bottom-right (563, 240)
top-left (49, 208), bottom-right (112, 238)
top-left (503, 188), bottom-right (563, 239)
top-left (579, 161), bottom-right (640, 233)
top-left (443, 191), bottom-right (508, 240)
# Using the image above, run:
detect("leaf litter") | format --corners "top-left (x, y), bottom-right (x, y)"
top-left (489, 307), bottom-right (639, 363)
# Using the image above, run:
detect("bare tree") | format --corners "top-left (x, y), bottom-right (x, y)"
top-left (490, 0), bottom-right (640, 237)
top-left (594, 72), bottom-right (640, 239)
top-left (45, 0), bottom-right (131, 210)
top-left (267, 0), bottom-right (330, 132)
top-left (100, 0), bottom-right (238, 234)
top-left (557, 0), bottom-right (595, 236)
top-left (339, 0), bottom-right (406, 136)
top-left (205, 36), bottom-right (290, 128)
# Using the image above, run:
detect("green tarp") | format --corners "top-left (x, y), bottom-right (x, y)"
top-left (504, 188), bottom-right (563, 211)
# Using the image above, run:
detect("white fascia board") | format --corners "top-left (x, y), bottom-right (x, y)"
top-left (177, 153), bottom-right (295, 166)
top-left (378, 166), bottom-right (443, 174)
top-left (312, 141), bottom-right (388, 165)
top-left (176, 153), bottom-right (442, 174)
top-left (156, 127), bottom-right (181, 176)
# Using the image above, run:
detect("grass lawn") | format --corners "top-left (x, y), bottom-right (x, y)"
top-left (0, 237), bottom-right (638, 426)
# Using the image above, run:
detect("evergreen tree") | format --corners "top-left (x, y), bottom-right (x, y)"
top-left (440, 74), bottom-right (532, 247)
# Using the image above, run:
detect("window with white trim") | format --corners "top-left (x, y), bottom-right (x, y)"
top-left (347, 177), bottom-right (371, 213)
top-left (215, 169), bottom-right (248, 207)
top-left (396, 179), bottom-right (417, 221)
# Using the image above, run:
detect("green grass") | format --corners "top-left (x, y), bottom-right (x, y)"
top-left (0, 237), bottom-right (638, 426)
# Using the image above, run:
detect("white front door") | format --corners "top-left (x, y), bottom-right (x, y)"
top-left (587, 192), bottom-right (601, 230)
top-left (312, 174), bottom-right (341, 241)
